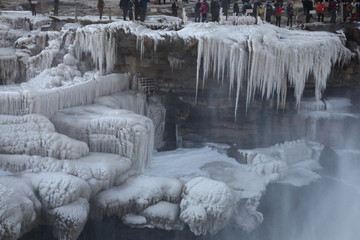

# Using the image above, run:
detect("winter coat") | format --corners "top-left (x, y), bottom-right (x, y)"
top-left (210, 0), bottom-right (220, 14)
top-left (328, 0), bottom-right (338, 12)
top-left (97, 0), bottom-right (105, 10)
top-left (195, 1), bottom-right (201, 13)
top-left (275, 6), bottom-right (285, 16)
top-left (233, 2), bottom-right (239, 14)
top-left (315, 2), bottom-right (328, 14)
top-left (120, 0), bottom-right (130, 9)
top-left (140, 0), bottom-right (149, 10)
top-left (286, 3), bottom-right (294, 15)
top-left (200, 1), bottom-right (209, 14)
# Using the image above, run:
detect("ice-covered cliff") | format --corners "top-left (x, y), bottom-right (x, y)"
top-left (0, 11), bottom-right (355, 240)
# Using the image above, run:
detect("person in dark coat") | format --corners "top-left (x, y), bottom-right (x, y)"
top-left (134, 0), bottom-right (140, 20)
top-left (194, 0), bottom-right (202, 22)
top-left (97, 0), bottom-right (105, 19)
top-left (303, 0), bottom-right (313, 23)
top-left (29, 0), bottom-right (37, 16)
top-left (120, 0), bottom-right (130, 20)
top-left (54, 0), bottom-right (59, 16)
top-left (172, 0), bottom-right (179, 16)
top-left (328, 0), bottom-right (338, 23)
top-left (210, 0), bottom-right (220, 22)
top-left (140, 0), bottom-right (149, 22)
top-left (265, 1), bottom-right (274, 22)
top-left (221, 0), bottom-right (229, 20)
top-left (242, 0), bottom-right (253, 15)
top-left (233, 0), bottom-right (240, 16)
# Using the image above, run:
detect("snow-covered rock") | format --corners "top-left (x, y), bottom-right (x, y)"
top-left (50, 105), bottom-right (154, 170)
top-left (91, 175), bottom-right (183, 221)
top-left (0, 114), bottom-right (89, 160)
top-left (0, 152), bottom-right (132, 195)
top-left (180, 177), bottom-right (236, 235)
top-left (0, 176), bottom-right (41, 240)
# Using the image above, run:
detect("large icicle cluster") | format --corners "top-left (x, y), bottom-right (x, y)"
top-left (191, 24), bottom-right (351, 116)
top-left (73, 21), bottom-right (351, 117)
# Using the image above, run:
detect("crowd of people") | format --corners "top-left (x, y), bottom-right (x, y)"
top-left (27, 0), bottom-right (360, 25)
top-left (192, 0), bottom-right (360, 25)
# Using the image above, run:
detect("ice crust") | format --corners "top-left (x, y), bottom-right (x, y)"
top-left (91, 175), bottom-right (183, 220)
top-left (0, 114), bottom-right (89, 160)
top-left (50, 104), bottom-right (154, 170)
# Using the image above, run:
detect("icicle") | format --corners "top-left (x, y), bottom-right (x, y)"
top-left (195, 39), bottom-right (204, 103)
top-left (182, 8), bottom-right (188, 25)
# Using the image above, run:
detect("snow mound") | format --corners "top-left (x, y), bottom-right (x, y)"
top-left (45, 198), bottom-right (89, 240)
top-left (50, 104), bottom-right (154, 170)
top-left (180, 177), bottom-right (236, 235)
top-left (94, 92), bottom-right (166, 149)
top-left (0, 152), bottom-right (133, 196)
top-left (142, 201), bottom-right (184, 230)
top-left (0, 114), bottom-right (89, 160)
top-left (0, 176), bottom-right (41, 240)
top-left (240, 139), bottom-right (323, 185)
top-left (91, 175), bottom-right (183, 221)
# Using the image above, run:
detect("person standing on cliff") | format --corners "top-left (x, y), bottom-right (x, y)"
top-left (328, 0), bottom-right (338, 24)
top-left (120, 0), bottom-right (131, 20)
top-left (194, 0), bottom-right (202, 22)
top-left (233, 0), bottom-right (240, 16)
top-left (171, 0), bottom-right (179, 17)
top-left (97, 0), bottom-right (105, 19)
top-left (200, 0), bottom-right (209, 22)
top-left (29, 0), bottom-right (37, 16)
top-left (140, 0), bottom-right (149, 22)
top-left (210, 0), bottom-right (220, 22)
top-left (54, 0), bottom-right (59, 16)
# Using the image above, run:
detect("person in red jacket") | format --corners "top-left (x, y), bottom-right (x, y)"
top-left (315, 0), bottom-right (328, 22)
top-left (275, 4), bottom-right (285, 27)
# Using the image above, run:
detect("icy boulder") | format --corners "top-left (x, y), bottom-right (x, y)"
top-left (0, 176), bottom-right (41, 240)
top-left (51, 105), bottom-right (154, 170)
top-left (241, 140), bottom-right (323, 186)
top-left (94, 92), bottom-right (166, 150)
top-left (0, 152), bottom-right (133, 196)
top-left (0, 172), bottom-right (91, 240)
top-left (142, 201), bottom-right (184, 231)
top-left (180, 177), bottom-right (236, 235)
top-left (94, 91), bottom-right (147, 116)
top-left (91, 175), bottom-right (183, 221)
top-left (45, 198), bottom-right (89, 240)
top-left (0, 114), bottom-right (89, 160)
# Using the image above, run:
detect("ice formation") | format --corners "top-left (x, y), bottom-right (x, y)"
top-left (69, 20), bottom-right (351, 119)
top-left (180, 177), bottom-right (237, 235)
top-left (0, 114), bottom-right (89, 160)
top-left (50, 105), bottom-right (154, 170)
top-left (0, 11), bottom-right (352, 239)
top-left (91, 175), bottom-right (183, 220)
